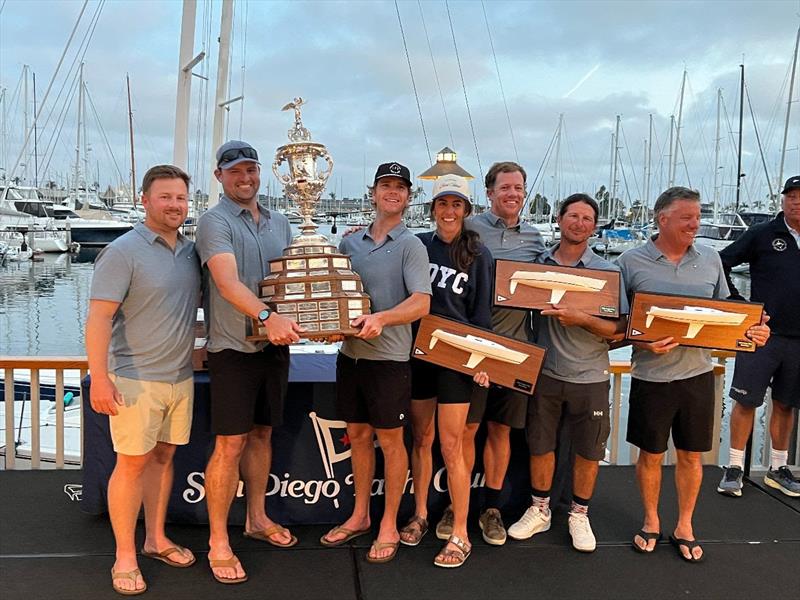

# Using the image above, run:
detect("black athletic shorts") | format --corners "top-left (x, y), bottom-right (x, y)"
top-left (411, 359), bottom-right (488, 424)
top-left (626, 371), bottom-right (715, 454)
top-left (729, 335), bottom-right (800, 409)
top-left (336, 354), bottom-right (411, 429)
top-left (469, 384), bottom-right (529, 429)
top-left (207, 345), bottom-right (290, 435)
top-left (527, 374), bottom-right (611, 461)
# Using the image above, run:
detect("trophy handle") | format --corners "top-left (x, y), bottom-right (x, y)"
top-left (317, 149), bottom-right (334, 184)
top-left (272, 154), bottom-right (292, 185)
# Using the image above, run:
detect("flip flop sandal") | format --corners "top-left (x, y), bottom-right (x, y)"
top-left (632, 530), bottom-right (662, 554)
top-left (399, 515), bottom-right (429, 546)
top-left (111, 568), bottom-right (147, 596)
top-left (365, 540), bottom-right (400, 564)
top-left (433, 534), bottom-right (472, 569)
top-left (244, 525), bottom-right (298, 548)
top-left (208, 555), bottom-right (248, 584)
top-left (320, 525), bottom-right (371, 547)
top-left (669, 535), bottom-right (704, 563)
top-left (140, 545), bottom-right (196, 567)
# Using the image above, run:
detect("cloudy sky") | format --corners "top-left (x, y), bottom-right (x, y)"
top-left (2, 0), bottom-right (799, 210)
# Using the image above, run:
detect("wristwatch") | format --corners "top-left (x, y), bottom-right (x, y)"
top-left (258, 308), bottom-right (272, 323)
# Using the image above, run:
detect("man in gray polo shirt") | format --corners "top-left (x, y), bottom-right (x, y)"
top-left (508, 193), bottom-right (628, 553)
top-left (196, 141), bottom-right (300, 584)
top-left (454, 161), bottom-right (544, 546)
top-left (87, 165), bottom-right (200, 595)
top-left (320, 162), bottom-right (431, 563)
top-left (618, 186), bottom-right (769, 562)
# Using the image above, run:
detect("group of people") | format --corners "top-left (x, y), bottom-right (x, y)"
top-left (86, 139), bottom-right (796, 595)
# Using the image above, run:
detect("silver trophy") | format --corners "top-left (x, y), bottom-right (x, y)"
top-left (248, 98), bottom-right (370, 341)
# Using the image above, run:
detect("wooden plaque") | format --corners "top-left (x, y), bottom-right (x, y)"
top-left (412, 314), bottom-right (546, 394)
top-left (626, 292), bottom-right (764, 352)
top-left (494, 259), bottom-right (621, 318)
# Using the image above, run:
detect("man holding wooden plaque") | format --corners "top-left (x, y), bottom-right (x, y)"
top-left (618, 187), bottom-right (770, 562)
top-left (507, 193), bottom-right (627, 553)
top-left (459, 161), bottom-right (545, 546)
top-left (718, 176), bottom-right (800, 498)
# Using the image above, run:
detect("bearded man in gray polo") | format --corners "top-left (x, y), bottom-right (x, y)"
top-left (619, 186), bottom-right (769, 563)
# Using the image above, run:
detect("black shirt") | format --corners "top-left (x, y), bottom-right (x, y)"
top-left (719, 211), bottom-right (800, 337)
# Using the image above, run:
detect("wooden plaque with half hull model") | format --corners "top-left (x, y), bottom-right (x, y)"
top-left (626, 292), bottom-right (764, 352)
top-left (494, 260), bottom-right (621, 318)
top-left (412, 314), bottom-right (546, 394)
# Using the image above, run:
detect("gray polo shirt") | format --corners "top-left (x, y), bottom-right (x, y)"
top-left (617, 237), bottom-right (729, 382)
top-left (466, 210), bottom-right (545, 341)
top-left (90, 222), bottom-right (201, 382)
top-left (535, 244), bottom-right (629, 384)
top-left (196, 195), bottom-right (293, 353)
top-left (339, 222), bottom-right (431, 362)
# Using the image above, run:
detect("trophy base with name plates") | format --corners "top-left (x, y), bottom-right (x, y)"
top-left (247, 98), bottom-right (370, 342)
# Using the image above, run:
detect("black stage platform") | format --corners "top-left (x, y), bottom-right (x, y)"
top-left (2, 466), bottom-right (798, 600)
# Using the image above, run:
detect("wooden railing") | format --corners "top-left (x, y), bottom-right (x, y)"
top-left (0, 356), bottom-right (88, 469)
top-left (2, 353), bottom-right (796, 470)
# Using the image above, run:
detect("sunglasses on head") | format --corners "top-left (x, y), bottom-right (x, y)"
top-left (218, 147), bottom-right (259, 166)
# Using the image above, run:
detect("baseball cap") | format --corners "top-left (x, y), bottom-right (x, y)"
top-left (781, 175), bottom-right (800, 194)
top-left (373, 162), bottom-right (412, 187)
top-left (216, 140), bottom-right (260, 170)
top-left (431, 174), bottom-right (471, 205)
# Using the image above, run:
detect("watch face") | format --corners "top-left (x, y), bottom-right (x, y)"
top-left (258, 309), bottom-right (271, 321)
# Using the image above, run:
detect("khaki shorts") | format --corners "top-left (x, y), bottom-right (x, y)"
top-left (109, 374), bottom-right (194, 456)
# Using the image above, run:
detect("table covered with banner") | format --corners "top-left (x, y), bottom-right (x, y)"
top-left (82, 346), bottom-right (573, 525)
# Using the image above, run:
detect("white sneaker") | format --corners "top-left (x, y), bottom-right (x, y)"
top-left (568, 512), bottom-right (596, 552)
top-left (507, 505), bottom-right (551, 540)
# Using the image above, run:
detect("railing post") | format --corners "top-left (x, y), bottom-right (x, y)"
top-left (703, 363), bottom-right (725, 465)
top-left (30, 370), bottom-right (40, 468)
top-left (80, 368), bottom-right (88, 467)
top-left (4, 368), bottom-right (15, 469)
top-left (610, 372), bottom-right (622, 464)
top-left (55, 370), bottom-right (65, 469)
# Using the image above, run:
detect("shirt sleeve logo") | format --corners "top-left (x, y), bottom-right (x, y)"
top-left (772, 238), bottom-right (787, 252)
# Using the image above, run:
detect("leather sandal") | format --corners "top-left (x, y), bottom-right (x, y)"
top-left (434, 535), bottom-right (471, 568)
top-left (399, 515), bottom-right (429, 546)
top-left (365, 540), bottom-right (400, 564)
top-left (140, 545), bottom-right (196, 567)
top-left (208, 555), bottom-right (248, 584)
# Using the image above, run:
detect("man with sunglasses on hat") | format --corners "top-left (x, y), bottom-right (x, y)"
top-left (320, 162), bottom-right (431, 564)
top-left (196, 141), bottom-right (302, 584)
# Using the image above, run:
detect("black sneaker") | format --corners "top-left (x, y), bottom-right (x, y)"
top-left (717, 466), bottom-right (744, 497)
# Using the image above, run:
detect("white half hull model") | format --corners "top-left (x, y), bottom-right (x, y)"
top-left (509, 270), bottom-right (606, 304)
top-left (429, 329), bottom-right (529, 369)
top-left (645, 306), bottom-right (747, 339)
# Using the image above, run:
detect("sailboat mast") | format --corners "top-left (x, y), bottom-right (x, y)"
top-left (611, 115), bottom-right (620, 220)
top-left (607, 132), bottom-right (614, 221)
top-left (671, 69), bottom-right (687, 186)
top-left (667, 115), bottom-right (675, 186)
top-left (735, 64), bottom-right (745, 212)
top-left (778, 25), bottom-right (800, 200)
top-left (554, 113), bottom-right (563, 205)
top-left (127, 74), bottom-right (137, 209)
top-left (33, 72), bottom-right (38, 187)
top-left (74, 63), bottom-right (82, 201)
top-left (208, 0), bottom-right (234, 208)
top-left (713, 89), bottom-right (722, 222)
top-left (645, 113), bottom-right (653, 220)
